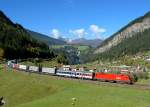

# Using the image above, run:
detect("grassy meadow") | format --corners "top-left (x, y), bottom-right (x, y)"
top-left (51, 45), bottom-right (90, 51)
top-left (0, 67), bottom-right (150, 107)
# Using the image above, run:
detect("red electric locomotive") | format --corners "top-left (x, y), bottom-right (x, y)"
top-left (93, 72), bottom-right (134, 84)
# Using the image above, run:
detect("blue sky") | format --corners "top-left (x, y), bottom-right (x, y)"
top-left (0, 0), bottom-right (150, 40)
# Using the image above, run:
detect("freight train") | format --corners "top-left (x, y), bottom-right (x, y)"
top-left (7, 61), bottom-right (135, 84)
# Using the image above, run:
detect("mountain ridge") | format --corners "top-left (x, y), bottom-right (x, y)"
top-left (68, 38), bottom-right (103, 48)
top-left (95, 11), bottom-right (150, 53)
top-left (27, 30), bottom-right (66, 46)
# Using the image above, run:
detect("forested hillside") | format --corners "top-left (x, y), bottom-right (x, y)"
top-left (27, 30), bottom-right (66, 46)
top-left (0, 10), bottom-right (54, 59)
top-left (95, 28), bottom-right (150, 60)
top-left (91, 11), bottom-right (150, 61)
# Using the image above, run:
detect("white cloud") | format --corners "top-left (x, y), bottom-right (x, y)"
top-left (51, 29), bottom-right (61, 39)
top-left (68, 38), bottom-right (72, 43)
top-left (69, 28), bottom-right (87, 38)
top-left (89, 24), bottom-right (106, 38)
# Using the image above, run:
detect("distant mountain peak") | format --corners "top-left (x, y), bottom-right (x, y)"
top-left (68, 38), bottom-right (103, 48)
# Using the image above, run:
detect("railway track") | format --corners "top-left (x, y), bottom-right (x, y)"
top-left (47, 74), bottom-right (150, 90)
top-left (13, 69), bottom-right (150, 90)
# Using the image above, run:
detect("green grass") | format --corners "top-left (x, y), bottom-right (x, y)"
top-left (73, 45), bottom-right (90, 51)
top-left (0, 68), bottom-right (59, 107)
top-left (138, 79), bottom-right (150, 84)
top-left (144, 51), bottom-right (150, 56)
top-left (1, 68), bottom-right (150, 107)
top-left (51, 45), bottom-right (90, 51)
top-left (51, 45), bottom-right (64, 49)
top-left (0, 64), bottom-right (3, 69)
top-left (138, 73), bottom-right (150, 84)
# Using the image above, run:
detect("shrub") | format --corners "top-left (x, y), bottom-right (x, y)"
top-left (0, 48), bottom-right (4, 60)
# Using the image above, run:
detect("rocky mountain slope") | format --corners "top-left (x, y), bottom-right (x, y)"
top-left (95, 11), bottom-right (150, 54)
